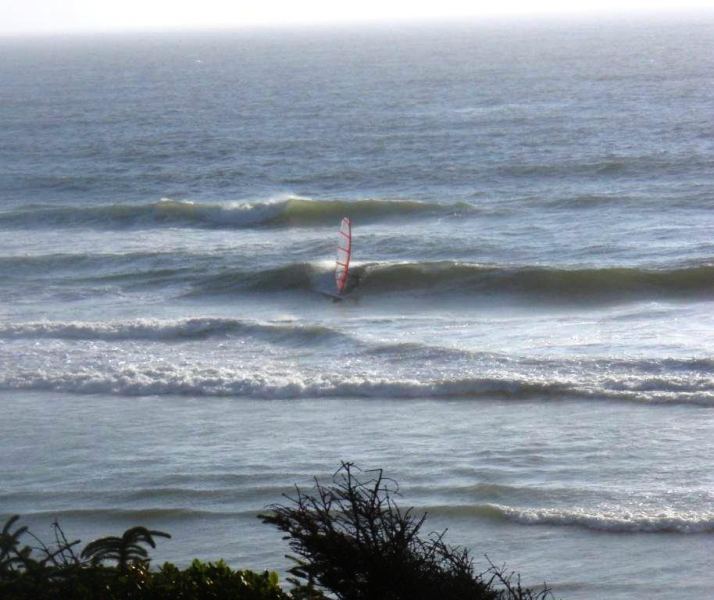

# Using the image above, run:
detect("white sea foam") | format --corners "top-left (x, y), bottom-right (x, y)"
top-left (1, 319), bottom-right (714, 405)
top-left (0, 365), bottom-right (564, 399)
top-left (2, 360), bottom-right (714, 406)
top-left (490, 504), bottom-right (714, 534)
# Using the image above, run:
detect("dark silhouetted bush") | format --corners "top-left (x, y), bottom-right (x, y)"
top-left (81, 525), bottom-right (171, 573)
top-left (0, 517), bottom-right (293, 600)
top-left (260, 462), bottom-right (552, 600)
top-left (0, 463), bottom-right (553, 599)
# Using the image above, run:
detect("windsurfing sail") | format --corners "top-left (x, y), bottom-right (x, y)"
top-left (335, 217), bottom-right (352, 295)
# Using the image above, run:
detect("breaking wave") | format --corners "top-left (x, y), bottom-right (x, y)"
top-left (2, 364), bottom-right (713, 405)
top-left (21, 503), bottom-right (714, 533)
top-left (189, 260), bottom-right (714, 302)
top-left (433, 504), bottom-right (714, 534)
top-left (354, 261), bottom-right (714, 299)
top-left (0, 197), bottom-right (471, 230)
top-left (0, 368), bottom-right (571, 400)
top-left (7, 253), bottom-right (714, 306)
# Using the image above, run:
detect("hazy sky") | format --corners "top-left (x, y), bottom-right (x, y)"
top-left (2, 0), bottom-right (713, 35)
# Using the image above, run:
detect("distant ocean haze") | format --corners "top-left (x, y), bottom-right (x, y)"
top-left (0, 18), bottom-right (713, 600)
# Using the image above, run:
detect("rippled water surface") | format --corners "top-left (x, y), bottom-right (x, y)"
top-left (1, 17), bottom-right (713, 598)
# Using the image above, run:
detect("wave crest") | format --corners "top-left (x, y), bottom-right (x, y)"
top-left (4, 364), bottom-right (713, 405)
top-left (188, 260), bottom-right (714, 302)
top-left (485, 504), bottom-right (714, 534)
top-left (0, 317), bottom-right (344, 345)
top-left (0, 197), bottom-right (470, 230)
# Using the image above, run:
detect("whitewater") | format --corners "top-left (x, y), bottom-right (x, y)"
top-left (1, 16), bottom-right (714, 599)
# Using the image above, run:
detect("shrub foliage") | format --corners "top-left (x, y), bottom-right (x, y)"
top-left (260, 462), bottom-right (553, 600)
top-left (1, 463), bottom-right (553, 599)
top-left (0, 517), bottom-right (290, 600)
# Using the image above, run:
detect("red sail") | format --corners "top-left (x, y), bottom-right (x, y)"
top-left (335, 217), bottom-right (352, 294)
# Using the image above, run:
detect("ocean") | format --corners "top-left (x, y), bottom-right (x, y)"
top-left (1, 15), bottom-right (713, 598)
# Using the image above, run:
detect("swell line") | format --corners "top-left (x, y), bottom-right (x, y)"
top-left (2, 367), bottom-right (713, 405)
top-left (0, 197), bottom-right (473, 230)
top-left (0, 317), bottom-right (347, 345)
top-left (189, 260), bottom-right (714, 302)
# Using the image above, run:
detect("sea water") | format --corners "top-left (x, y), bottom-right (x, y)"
top-left (0, 16), bottom-right (713, 598)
